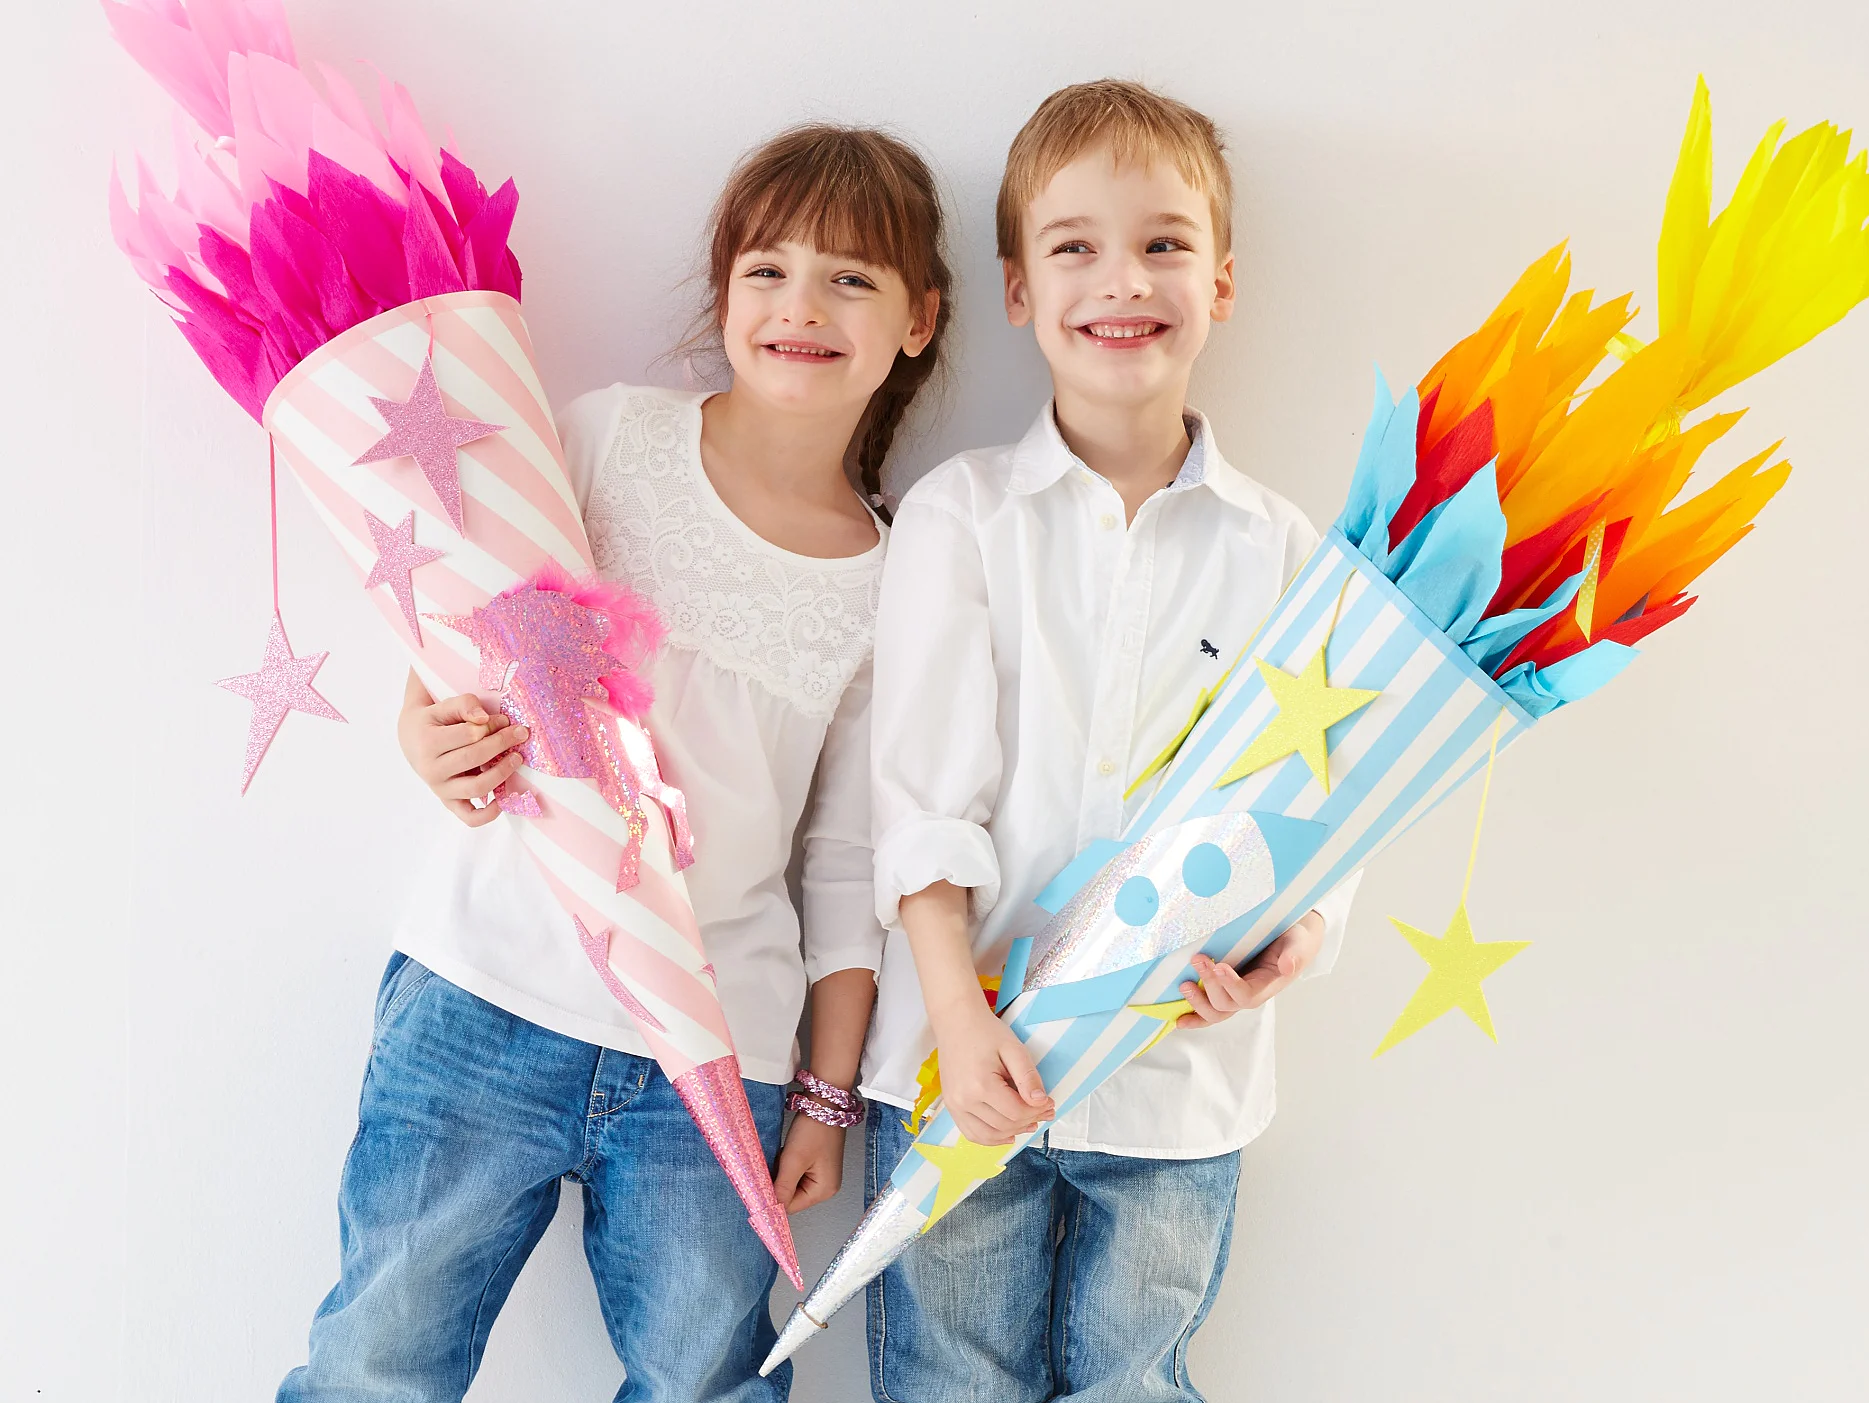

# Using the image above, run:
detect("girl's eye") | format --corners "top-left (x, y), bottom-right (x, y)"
top-left (744, 266), bottom-right (783, 279)
top-left (834, 273), bottom-right (878, 290)
top-left (1051, 240), bottom-right (1092, 256)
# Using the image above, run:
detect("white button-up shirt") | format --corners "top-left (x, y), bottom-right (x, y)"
top-left (862, 404), bottom-right (1360, 1158)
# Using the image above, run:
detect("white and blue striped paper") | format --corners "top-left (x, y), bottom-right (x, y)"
top-left (888, 528), bottom-right (1536, 1212)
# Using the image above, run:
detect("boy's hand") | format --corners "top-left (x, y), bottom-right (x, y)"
top-left (397, 669), bottom-right (529, 827)
top-left (931, 999), bottom-right (1054, 1147)
top-left (773, 1114), bottom-right (846, 1215)
top-left (1177, 910), bottom-right (1325, 1028)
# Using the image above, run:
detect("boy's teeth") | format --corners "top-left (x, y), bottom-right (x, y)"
top-left (1088, 323), bottom-right (1160, 339)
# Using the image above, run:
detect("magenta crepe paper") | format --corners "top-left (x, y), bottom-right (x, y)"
top-left (106, 0), bottom-right (524, 420)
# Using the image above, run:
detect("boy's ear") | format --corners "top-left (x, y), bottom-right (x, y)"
top-left (902, 287), bottom-right (941, 358)
top-left (1003, 259), bottom-right (1033, 328)
top-left (1210, 250), bottom-right (1238, 325)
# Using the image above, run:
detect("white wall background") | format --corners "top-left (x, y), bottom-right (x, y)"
top-left (5, 2), bottom-right (1866, 1400)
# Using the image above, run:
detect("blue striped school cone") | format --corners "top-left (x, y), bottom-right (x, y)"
top-left (762, 530), bottom-right (1537, 1371)
top-left (765, 77), bottom-right (1869, 1366)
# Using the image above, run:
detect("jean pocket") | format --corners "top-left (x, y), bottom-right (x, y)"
top-left (374, 953), bottom-right (436, 1030)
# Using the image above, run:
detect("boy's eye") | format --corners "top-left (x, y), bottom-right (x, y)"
top-left (1050, 240), bottom-right (1092, 256)
top-left (1147, 238), bottom-right (1190, 254)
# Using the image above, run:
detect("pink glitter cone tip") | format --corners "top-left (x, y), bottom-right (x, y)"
top-left (672, 1057), bottom-right (803, 1289)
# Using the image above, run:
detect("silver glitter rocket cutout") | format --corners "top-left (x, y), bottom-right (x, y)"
top-left (763, 810), bottom-right (1297, 1374)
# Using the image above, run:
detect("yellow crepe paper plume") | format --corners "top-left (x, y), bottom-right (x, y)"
top-left (1419, 78), bottom-right (1865, 650)
top-left (1664, 77), bottom-right (1869, 414)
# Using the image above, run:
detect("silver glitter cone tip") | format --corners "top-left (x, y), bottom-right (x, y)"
top-left (758, 1182), bottom-right (928, 1373)
top-left (760, 1305), bottom-right (823, 1377)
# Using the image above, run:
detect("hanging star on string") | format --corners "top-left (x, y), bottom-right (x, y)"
top-left (352, 356), bottom-right (503, 532)
top-left (1214, 642), bottom-right (1380, 792)
top-left (1372, 904), bottom-right (1530, 1056)
top-left (362, 509), bottom-right (446, 642)
top-left (216, 614), bottom-right (346, 793)
top-left (913, 1135), bottom-right (1012, 1230)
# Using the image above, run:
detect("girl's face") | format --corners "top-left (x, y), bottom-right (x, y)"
top-left (720, 241), bottom-right (937, 417)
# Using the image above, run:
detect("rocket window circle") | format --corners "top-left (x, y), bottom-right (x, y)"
top-left (1114, 876), bottom-right (1160, 926)
top-left (1183, 843), bottom-right (1231, 897)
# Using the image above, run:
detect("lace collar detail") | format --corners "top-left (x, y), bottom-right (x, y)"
top-left (582, 386), bottom-right (883, 722)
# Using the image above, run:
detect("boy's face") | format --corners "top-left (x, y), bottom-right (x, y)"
top-left (1004, 151), bottom-right (1235, 411)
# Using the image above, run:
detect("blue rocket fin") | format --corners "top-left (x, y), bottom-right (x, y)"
top-left (1015, 961), bottom-right (1156, 1026)
top-left (1032, 838), bottom-right (1131, 914)
top-left (1246, 812), bottom-right (1328, 887)
top-left (995, 936), bottom-right (1035, 1013)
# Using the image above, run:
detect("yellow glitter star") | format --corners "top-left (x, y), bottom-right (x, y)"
top-left (914, 1135), bottom-right (1014, 1230)
top-left (1372, 903), bottom-right (1530, 1056)
top-left (1129, 997), bottom-right (1196, 1055)
top-left (1214, 643), bottom-right (1380, 793)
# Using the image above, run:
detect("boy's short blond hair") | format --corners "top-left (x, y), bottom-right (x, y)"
top-left (996, 79), bottom-right (1234, 261)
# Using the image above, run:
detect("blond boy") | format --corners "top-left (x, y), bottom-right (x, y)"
top-left (860, 81), bottom-right (1359, 1401)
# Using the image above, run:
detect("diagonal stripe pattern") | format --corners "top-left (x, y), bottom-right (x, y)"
top-left (263, 290), bottom-right (799, 1287)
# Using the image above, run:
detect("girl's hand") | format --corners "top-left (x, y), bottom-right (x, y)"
top-left (773, 1114), bottom-right (846, 1214)
top-left (930, 999), bottom-right (1054, 1147)
top-left (396, 669), bottom-right (529, 826)
top-left (1177, 911), bottom-right (1325, 1027)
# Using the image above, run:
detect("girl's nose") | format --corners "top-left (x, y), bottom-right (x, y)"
top-left (779, 287), bottom-right (828, 325)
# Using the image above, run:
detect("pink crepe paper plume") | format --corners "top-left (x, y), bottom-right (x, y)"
top-left (106, 0), bottom-right (523, 420)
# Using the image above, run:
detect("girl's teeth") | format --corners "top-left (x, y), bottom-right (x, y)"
top-left (1090, 324), bottom-right (1159, 339)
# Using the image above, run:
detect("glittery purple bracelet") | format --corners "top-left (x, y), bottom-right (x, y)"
top-left (786, 1070), bottom-right (864, 1128)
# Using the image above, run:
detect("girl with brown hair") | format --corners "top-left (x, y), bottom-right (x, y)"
top-left (282, 124), bottom-right (952, 1403)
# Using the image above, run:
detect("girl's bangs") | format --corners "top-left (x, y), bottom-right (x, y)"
top-left (731, 151), bottom-right (928, 289)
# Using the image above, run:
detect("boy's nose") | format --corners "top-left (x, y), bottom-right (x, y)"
top-left (1099, 253), bottom-right (1151, 301)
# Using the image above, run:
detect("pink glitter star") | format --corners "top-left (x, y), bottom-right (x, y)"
top-left (352, 356), bottom-right (503, 532)
top-left (217, 614), bottom-right (346, 793)
top-left (573, 916), bottom-right (667, 1032)
top-left (362, 509), bottom-right (446, 642)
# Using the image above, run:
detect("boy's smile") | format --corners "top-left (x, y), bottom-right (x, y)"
top-left (1005, 153), bottom-right (1234, 416)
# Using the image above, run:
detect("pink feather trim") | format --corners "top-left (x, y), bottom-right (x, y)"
top-left (517, 560), bottom-right (666, 721)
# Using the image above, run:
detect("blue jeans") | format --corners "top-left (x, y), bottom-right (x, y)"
top-left (864, 1105), bottom-right (1239, 1403)
top-left (278, 955), bottom-right (788, 1403)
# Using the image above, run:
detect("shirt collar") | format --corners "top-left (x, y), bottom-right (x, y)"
top-left (1004, 401), bottom-right (1272, 521)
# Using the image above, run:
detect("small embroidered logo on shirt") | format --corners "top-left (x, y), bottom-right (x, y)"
top-left (1200, 638), bottom-right (1221, 659)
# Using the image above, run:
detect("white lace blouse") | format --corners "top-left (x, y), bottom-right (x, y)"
top-left (392, 383), bottom-right (886, 1084)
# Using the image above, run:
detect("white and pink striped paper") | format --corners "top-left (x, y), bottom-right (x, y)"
top-left (262, 290), bottom-right (799, 1281)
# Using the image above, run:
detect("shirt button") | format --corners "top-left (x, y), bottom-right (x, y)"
top-left (1098, 759), bottom-right (1116, 775)
top-left (1099, 513), bottom-right (1117, 530)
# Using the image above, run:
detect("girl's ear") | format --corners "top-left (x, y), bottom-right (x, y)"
top-left (1003, 259), bottom-right (1032, 328)
top-left (902, 287), bottom-right (941, 358)
top-left (1210, 250), bottom-right (1238, 325)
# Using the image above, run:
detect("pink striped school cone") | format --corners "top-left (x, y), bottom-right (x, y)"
top-left (262, 290), bottom-right (800, 1287)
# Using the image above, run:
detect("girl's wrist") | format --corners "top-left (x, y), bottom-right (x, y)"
top-left (786, 1068), bottom-right (864, 1128)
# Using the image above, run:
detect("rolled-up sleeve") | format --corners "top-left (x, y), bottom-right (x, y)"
top-left (870, 496), bottom-right (1004, 929)
top-left (800, 658), bottom-right (888, 981)
top-left (1300, 869), bottom-right (1362, 980)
